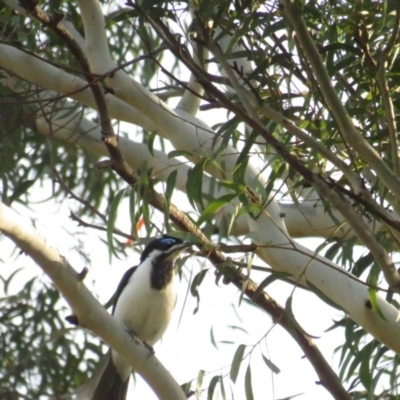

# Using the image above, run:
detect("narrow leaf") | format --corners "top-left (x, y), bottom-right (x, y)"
top-left (219, 376), bottom-right (227, 400)
top-left (253, 271), bottom-right (292, 301)
top-left (168, 149), bottom-right (193, 159)
top-left (107, 187), bottom-right (126, 261)
top-left (197, 193), bottom-right (237, 226)
top-left (244, 364), bottom-right (254, 400)
top-left (147, 131), bottom-right (157, 157)
top-left (367, 263), bottom-right (387, 320)
top-left (285, 296), bottom-right (320, 339)
top-left (190, 269), bottom-right (207, 314)
top-left (164, 170), bottom-right (177, 230)
top-left (196, 369), bottom-right (205, 397)
top-left (129, 187), bottom-right (137, 237)
top-left (230, 344), bottom-right (246, 383)
top-left (261, 354), bottom-right (281, 374)
top-left (368, 288), bottom-right (387, 321)
top-left (352, 253), bottom-right (373, 276)
top-left (207, 375), bottom-right (220, 400)
top-left (8, 179), bottom-right (35, 204)
top-left (359, 342), bottom-right (373, 391)
top-left (186, 159), bottom-right (206, 210)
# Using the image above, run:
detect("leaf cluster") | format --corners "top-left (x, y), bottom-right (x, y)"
top-left (0, 273), bottom-right (102, 398)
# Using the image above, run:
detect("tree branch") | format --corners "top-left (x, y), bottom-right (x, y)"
top-left (0, 44), bottom-right (157, 131)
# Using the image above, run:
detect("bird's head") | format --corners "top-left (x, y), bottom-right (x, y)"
top-left (140, 234), bottom-right (193, 264)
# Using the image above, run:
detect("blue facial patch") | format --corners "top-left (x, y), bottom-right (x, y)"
top-left (159, 237), bottom-right (177, 246)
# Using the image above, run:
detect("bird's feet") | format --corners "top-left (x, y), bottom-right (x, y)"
top-left (123, 325), bottom-right (155, 357)
top-left (143, 341), bottom-right (155, 357)
top-left (124, 325), bottom-right (139, 343)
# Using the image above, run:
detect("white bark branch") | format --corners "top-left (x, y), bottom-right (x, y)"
top-left (0, 44), bottom-right (156, 131)
top-left (33, 105), bottom-right (193, 191)
top-left (251, 212), bottom-right (400, 353)
top-left (77, 0), bottom-right (115, 71)
top-left (176, 7), bottom-right (207, 116)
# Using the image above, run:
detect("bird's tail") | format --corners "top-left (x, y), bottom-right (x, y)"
top-left (73, 351), bottom-right (129, 400)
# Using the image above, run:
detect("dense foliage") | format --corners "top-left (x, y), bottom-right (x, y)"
top-left (1, 0), bottom-right (400, 398)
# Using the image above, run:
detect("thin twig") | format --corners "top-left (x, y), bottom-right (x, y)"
top-left (69, 212), bottom-right (134, 242)
top-left (52, 168), bottom-right (107, 223)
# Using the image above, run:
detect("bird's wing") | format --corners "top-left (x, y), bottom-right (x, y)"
top-left (111, 266), bottom-right (138, 315)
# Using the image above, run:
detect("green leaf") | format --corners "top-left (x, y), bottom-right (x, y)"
top-left (359, 342), bottom-right (374, 391)
top-left (368, 288), bottom-right (387, 321)
top-left (107, 187), bottom-right (127, 261)
top-left (233, 130), bottom-right (258, 186)
top-left (253, 271), bottom-right (292, 301)
top-left (210, 326), bottom-right (218, 350)
top-left (233, 155), bottom-right (249, 186)
top-left (168, 149), bottom-right (193, 159)
top-left (324, 241), bottom-right (341, 261)
top-left (141, 196), bottom-right (151, 232)
top-left (244, 364), bottom-right (254, 400)
top-left (8, 179), bottom-right (35, 204)
top-left (165, 170), bottom-right (177, 203)
top-left (186, 159), bottom-right (207, 210)
top-left (197, 193), bottom-right (237, 226)
top-left (180, 380), bottom-right (192, 395)
top-left (345, 351), bottom-right (363, 383)
top-left (367, 263), bottom-right (387, 321)
top-left (129, 187), bottom-right (137, 237)
top-left (261, 354), bottom-right (281, 374)
top-left (207, 375), bottom-right (220, 400)
top-left (147, 131), bottom-right (157, 157)
top-left (285, 296), bottom-right (320, 339)
top-left (211, 117), bottom-right (240, 156)
top-left (196, 369), bottom-right (205, 397)
top-left (3, 267), bottom-right (24, 295)
top-left (164, 170), bottom-right (177, 230)
top-left (219, 375), bottom-right (227, 400)
top-left (352, 253), bottom-right (373, 277)
top-left (190, 269), bottom-right (207, 314)
top-left (230, 344), bottom-right (246, 383)
top-left (226, 203), bottom-right (242, 237)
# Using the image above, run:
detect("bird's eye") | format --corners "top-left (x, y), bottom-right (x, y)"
top-left (161, 238), bottom-right (175, 245)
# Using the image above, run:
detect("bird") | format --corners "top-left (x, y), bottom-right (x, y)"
top-left (74, 234), bottom-right (193, 400)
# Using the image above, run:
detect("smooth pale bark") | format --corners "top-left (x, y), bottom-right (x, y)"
top-left (0, 45), bottom-right (156, 131)
top-left (250, 214), bottom-right (400, 353)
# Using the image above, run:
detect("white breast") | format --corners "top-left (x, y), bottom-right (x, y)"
top-left (111, 260), bottom-right (177, 378)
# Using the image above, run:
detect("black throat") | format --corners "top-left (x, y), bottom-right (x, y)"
top-left (150, 256), bottom-right (174, 290)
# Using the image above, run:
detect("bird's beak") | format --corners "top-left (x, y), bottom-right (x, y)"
top-left (168, 241), bottom-right (193, 262)
top-left (178, 241), bottom-right (193, 251)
